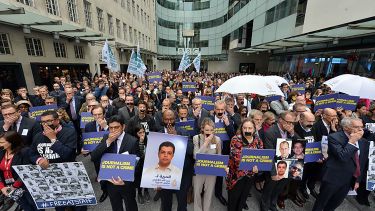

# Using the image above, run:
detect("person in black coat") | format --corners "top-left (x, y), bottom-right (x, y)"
top-left (0, 131), bottom-right (38, 211)
top-left (0, 104), bottom-right (42, 146)
top-left (127, 101), bottom-right (156, 134)
top-left (261, 111), bottom-right (301, 211)
top-left (91, 115), bottom-right (140, 211)
top-left (157, 109), bottom-right (193, 211)
top-left (312, 117), bottom-right (369, 211)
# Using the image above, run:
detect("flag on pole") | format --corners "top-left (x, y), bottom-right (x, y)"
top-left (178, 49), bottom-right (191, 71)
top-left (192, 53), bottom-right (201, 72)
top-left (127, 43), bottom-right (147, 77)
top-left (136, 43), bottom-right (147, 75)
top-left (101, 40), bottom-right (119, 72)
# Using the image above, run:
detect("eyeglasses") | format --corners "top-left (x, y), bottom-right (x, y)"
top-left (292, 166), bottom-right (302, 172)
top-left (109, 125), bottom-right (122, 130)
top-left (281, 118), bottom-right (294, 125)
top-left (40, 119), bottom-right (55, 124)
top-left (2, 112), bottom-right (17, 117)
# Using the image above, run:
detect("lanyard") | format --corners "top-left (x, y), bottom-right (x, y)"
top-left (4, 152), bottom-right (13, 179)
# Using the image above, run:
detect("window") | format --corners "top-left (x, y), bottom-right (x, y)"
top-left (67, 0), bottom-right (78, 22)
top-left (97, 8), bottom-right (105, 32)
top-left (132, 0), bottom-right (135, 16)
top-left (116, 19), bottom-right (121, 38)
top-left (0, 34), bottom-right (11, 55)
top-left (123, 23), bottom-right (127, 41)
top-left (74, 45), bottom-right (84, 59)
top-left (46, 0), bottom-right (59, 15)
top-left (137, 5), bottom-right (140, 20)
top-left (121, 0), bottom-right (125, 8)
top-left (53, 42), bottom-right (66, 58)
top-left (127, 0), bottom-right (131, 12)
top-left (25, 37), bottom-right (43, 56)
top-left (17, 0), bottom-right (33, 6)
top-left (134, 29), bottom-right (137, 43)
top-left (141, 9), bottom-right (143, 23)
top-left (129, 26), bottom-right (133, 42)
top-left (83, 0), bottom-right (92, 28)
top-left (108, 14), bottom-right (114, 35)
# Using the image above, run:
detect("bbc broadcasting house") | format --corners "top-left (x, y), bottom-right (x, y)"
top-left (1, 0), bottom-right (375, 91)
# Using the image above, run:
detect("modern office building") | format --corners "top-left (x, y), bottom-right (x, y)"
top-left (0, 0), bottom-right (157, 91)
top-left (156, 0), bottom-right (375, 77)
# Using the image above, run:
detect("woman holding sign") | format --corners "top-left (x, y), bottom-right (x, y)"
top-left (193, 118), bottom-right (222, 211)
top-left (226, 118), bottom-right (263, 211)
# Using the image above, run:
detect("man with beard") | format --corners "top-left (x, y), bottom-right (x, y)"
top-left (118, 95), bottom-right (138, 124)
top-left (128, 101), bottom-right (156, 134)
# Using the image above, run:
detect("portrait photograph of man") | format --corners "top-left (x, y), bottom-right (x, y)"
top-left (275, 160), bottom-right (289, 180)
top-left (275, 139), bottom-right (292, 160)
top-left (141, 132), bottom-right (187, 190)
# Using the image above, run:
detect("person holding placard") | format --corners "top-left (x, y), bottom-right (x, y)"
top-left (193, 118), bottom-right (222, 211)
top-left (227, 119), bottom-right (263, 211)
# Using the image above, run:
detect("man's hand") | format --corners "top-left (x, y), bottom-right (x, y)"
top-left (43, 125), bottom-right (57, 141)
top-left (354, 182), bottom-right (359, 190)
top-left (81, 149), bottom-right (90, 156)
top-left (222, 115), bottom-right (230, 126)
top-left (106, 130), bottom-right (122, 145)
top-left (97, 118), bottom-right (108, 129)
top-left (193, 108), bottom-right (201, 118)
top-left (38, 158), bottom-right (49, 169)
top-left (3, 116), bottom-right (17, 131)
top-left (110, 176), bottom-right (125, 186)
top-left (331, 118), bottom-right (339, 132)
top-left (349, 129), bottom-right (364, 145)
top-left (1, 187), bottom-right (9, 197)
top-left (166, 124), bottom-right (177, 135)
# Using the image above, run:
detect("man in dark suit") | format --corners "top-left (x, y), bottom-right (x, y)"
top-left (312, 117), bottom-right (368, 211)
top-left (261, 111), bottom-right (301, 211)
top-left (157, 109), bottom-right (193, 211)
top-left (0, 104), bottom-right (42, 146)
top-left (100, 95), bottom-right (116, 119)
top-left (224, 97), bottom-right (241, 131)
top-left (210, 100), bottom-right (235, 206)
top-left (59, 87), bottom-right (84, 152)
top-left (83, 105), bottom-right (109, 203)
top-left (118, 95), bottom-right (138, 124)
top-left (188, 98), bottom-right (211, 130)
top-left (154, 98), bottom-right (172, 131)
top-left (91, 115), bottom-right (140, 211)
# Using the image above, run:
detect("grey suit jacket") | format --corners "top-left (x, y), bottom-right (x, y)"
top-left (118, 106), bottom-right (138, 124)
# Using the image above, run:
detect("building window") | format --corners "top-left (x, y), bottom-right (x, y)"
top-left (121, 0), bottom-right (125, 8)
top-left (108, 14), bottom-right (114, 35)
top-left (97, 8), bottom-right (105, 32)
top-left (132, 0), bottom-right (135, 16)
top-left (137, 5), bottom-right (140, 20)
top-left (25, 37), bottom-right (43, 56)
top-left (74, 45), bottom-right (84, 59)
top-left (127, 0), bottom-right (131, 12)
top-left (46, 0), bottom-right (59, 15)
top-left (67, 0), bottom-right (78, 22)
top-left (17, 0), bottom-right (33, 6)
top-left (116, 19), bottom-right (121, 38)
top-left (123, 23), bottom-right (127, 41)
top-left (83, 0), bottom-right (92, 28)
top-left (134, 29), bottom-right (137, 43)
top-left (0, 34), bottom-right (11, 55)
top-left (129, 26), bottom-right (133, 42)
top-left (53, 42), bottom-right (67, 58)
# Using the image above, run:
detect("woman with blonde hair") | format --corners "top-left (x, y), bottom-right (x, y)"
top-left (193, 118), bottom-right (222, 211)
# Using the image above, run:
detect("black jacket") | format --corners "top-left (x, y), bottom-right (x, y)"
top-left (0, 116), bottom-right (42, 146)
top-left (0, 148), bottom-right (31, 187)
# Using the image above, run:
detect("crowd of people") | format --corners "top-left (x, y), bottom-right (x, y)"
top-left (0, 70), bottom-right (374, 211)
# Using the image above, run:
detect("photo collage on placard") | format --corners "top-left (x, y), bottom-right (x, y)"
top-left (367, 142), bottom-right (375, 191)
top-left (274, 139), bottom-right (305, 180)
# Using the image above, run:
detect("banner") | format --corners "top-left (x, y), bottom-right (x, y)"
top-left (304, 142), bottom-right (323, 163)
top-left (367, 141), bottom-right (375, 191)
top-left (192, 53), bottom-right (201, 72)
top-left (102, 40), bottom-right (119, 72)
top-left (98, 153), bottom-right (137, 182)
top-left (147, 72), bottom-right (162, 83)
top-left (178, 49), bottom-right (191, 71)
top-left (13, 162), bottom-right (96, 209)
top-left (175, 120), bottom-right (196, 136)
top-left (214, 122), bottom-right (230, 141)
top-left (314, 94), bottom-right (338, 111)
top-left (182, 82), bottom-right (197, 93)
top-left (195, 154), bottom-right (229, 176)
top-left (199, 96), bottom-right (215, 111)
top-left (291, 84), bottom-right (305, 94)
top-left (336, 94), bottom-right (360, 111)
top-left (141, 132), bottom-right (187, 190)
top-left (239, 149), bottom-right (275, 171)
top-left (29, 104), bottom-right (58, 121)
top-left (314, 93), bottom-right (359, 111)
top-left (82, 131), bottom-right (108, 152)
top-left (80, 112), bottom-right (94, 129)
top-left (265, 95), bottom-right (282, 102)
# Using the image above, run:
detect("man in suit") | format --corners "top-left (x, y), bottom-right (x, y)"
top-left (0, 104), bottom-right (42, 146)
top-left (91, 115), bottom-right (140, 211)
top-left (118, 95), bottom-right (138, 125)
top-left (154, 98), bottom-right (172, 131)
top-left (100, 95), bottom-right (116, 119)
top-left (157, 109), bottom-right (194, 211)
top-left (261, 111), bottom-right (301, 211)
top-left (188, 98), bottom-right (210, 130)
top-left (60, 87), bottom-right (84, 152)
top-left (224, 97), bottom-right (241, 131)
top-left (312, 117), bottom-right (368, 211)
top-left (210, 100), bottom-right (235, 206)
top-left (127, 101), bottom-right (156, 134)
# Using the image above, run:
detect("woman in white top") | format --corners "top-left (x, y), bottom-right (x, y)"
top-left (193, 118), bottom-right (222, 211)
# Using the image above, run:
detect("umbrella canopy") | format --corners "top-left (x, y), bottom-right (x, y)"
top-left (215, 75), bottom-right (283, 96)
top-left (264, 75), bottom-right (289, 86)
top-left (324, 74), bottom-right (375, 99)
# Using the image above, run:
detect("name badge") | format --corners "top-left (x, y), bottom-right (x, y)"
top-left (210, 144), bottom-right (216, 149)
top-left (22, 129), bottom-right (28, 136)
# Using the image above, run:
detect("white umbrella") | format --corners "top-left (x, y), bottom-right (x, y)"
top-left (324, 74), bottom-right (375, 99)
top-left (215, 75), bottom-right (284, 96)
top-left (264, 75), bottom-right (289, 86)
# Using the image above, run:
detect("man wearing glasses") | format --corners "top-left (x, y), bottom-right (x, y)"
top-left (261, 111), bottom-right (301, 211)
top-left (0, 104), bottom-right (41, 146)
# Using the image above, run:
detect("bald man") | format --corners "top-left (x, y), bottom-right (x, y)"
top-left (295, 112), bottom-right (315, 141)
top-left (312, 108), bottom-right (338, 143)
